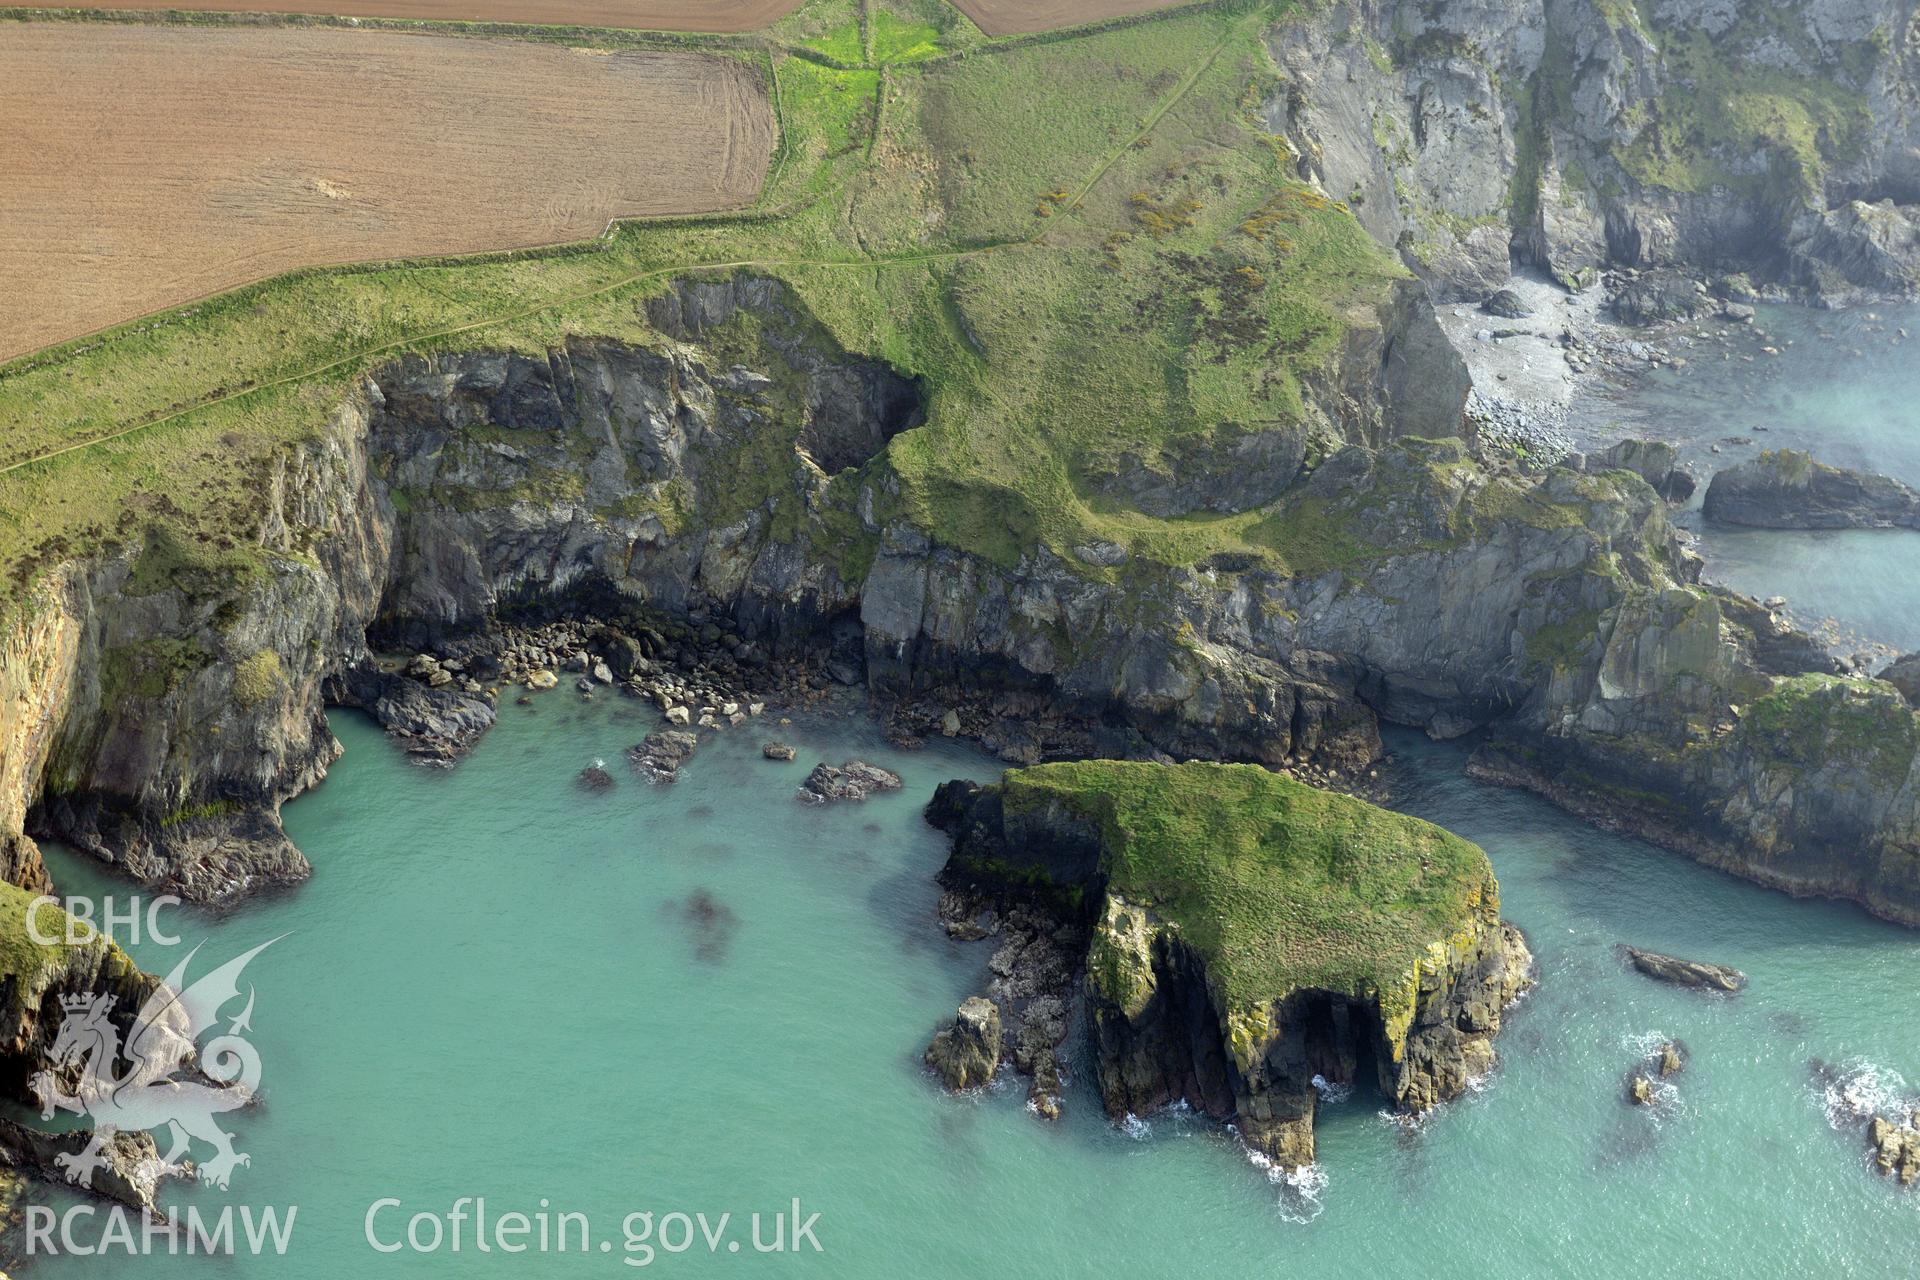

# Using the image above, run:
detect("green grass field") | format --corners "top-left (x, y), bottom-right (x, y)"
top-left (0, 0), bottom-right (1411, 625)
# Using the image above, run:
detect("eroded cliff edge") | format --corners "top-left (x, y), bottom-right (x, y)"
top-left (2, 270), bottom-right (1917, 923)
top-left (927, 760), bottom-right (1531, 1167)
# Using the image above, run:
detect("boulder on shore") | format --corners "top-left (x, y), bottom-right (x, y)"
top-left (925, 996), bottom-right (1002, 1090)
top-left (1481, 288), bottom-right (1532, 319)
top-left (1624, 947), bottom-right (1745, 993)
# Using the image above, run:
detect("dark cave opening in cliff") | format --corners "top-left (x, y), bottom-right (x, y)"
top-left (797, 361), bottom-right (925, 475)
top-left (1294, 991), bottom-right (1387, 1100)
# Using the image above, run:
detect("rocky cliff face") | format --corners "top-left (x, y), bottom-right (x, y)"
top-left (0, 269), bottom-right (1912, 925)
top-left (3, 404), bottom-right (388, 902)
top-left (928, 763), bottom-right (1533, 1167)
top-left (1269, 0), bottom-right (1920, 301)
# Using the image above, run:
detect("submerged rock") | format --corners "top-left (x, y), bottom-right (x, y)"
top-left (797, 761), bottom-right (903, 805)
top-left (628, 730), bottom-right (700, 784)
top-left (925, 996), bottom-right (1002, 1091)
top-left (577, 764), bottom-right (616, 792)
top-left (1623, 947), bottom-right (1746, 993)
top-left (1703, 450), bottom-right (1920, 531)
top-left (928, 761), bottom-right (1532, 1168)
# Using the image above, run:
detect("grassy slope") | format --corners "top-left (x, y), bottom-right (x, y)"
top-left (1004, 760), bottom-right (1496, 1017)
top-left (0, 0), bottom-right (1409, 623)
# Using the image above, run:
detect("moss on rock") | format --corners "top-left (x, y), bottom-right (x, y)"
top-left (1000, 759), bottom-right (1500, 1050)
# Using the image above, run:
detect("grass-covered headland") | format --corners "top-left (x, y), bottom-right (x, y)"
top-left (0, 0), bottom-right (1406, 626)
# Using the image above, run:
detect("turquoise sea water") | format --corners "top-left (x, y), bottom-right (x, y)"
top-left (1570, 301), bottom-right (1920, 657)
top-left (19, 698), bottom-right (1920, 1277)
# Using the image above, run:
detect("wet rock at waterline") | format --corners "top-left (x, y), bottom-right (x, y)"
top-left (1703, 450), bottom-right (1920, 531)
top-left (925, 997), bottom-right (1002, 1091)
top-left (1623, 948), bottom-right (1746, 993)
top-left (629, 731), bottom-right (701, 785)
top-left (797, 761), bottom-right (903, 805)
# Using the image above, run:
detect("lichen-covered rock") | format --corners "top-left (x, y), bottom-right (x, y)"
top-left (930, 761), bottom-right (1533, 1168)
top-left (924, 996), bottom-right (1001, 1091)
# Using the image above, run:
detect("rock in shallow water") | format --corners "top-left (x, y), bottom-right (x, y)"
top-left (1623, 947), bottom-right (1746, 993)
top-left (796, 761), bottom-right (903, 804)
top-left (1703, 450), bottom-right (1920, 531)
top-left (628, 730), bottom-right (700, 784)
top-left (925, 996), bottom-right (1002, 1091)
top-left (1870, 1114), bottom-right (1920, 1186)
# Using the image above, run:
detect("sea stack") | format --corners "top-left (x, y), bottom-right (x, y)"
top-left (928, 761), bottom-right (1532, 1168)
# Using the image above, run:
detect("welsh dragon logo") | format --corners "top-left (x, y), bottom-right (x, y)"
top-left (30, 938), bottom-right (280, 1191)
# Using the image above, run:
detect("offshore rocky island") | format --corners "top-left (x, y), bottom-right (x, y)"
top-left (5, 0), bottom-right (1920, 1223)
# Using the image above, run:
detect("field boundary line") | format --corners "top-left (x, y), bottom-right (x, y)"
top-left (0, 8), bottom-right (1237, 479)
top-left (0, 245), bottom-right (1022, 480)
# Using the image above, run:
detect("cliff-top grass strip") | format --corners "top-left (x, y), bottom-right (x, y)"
top-left (0, 2), bottom-right (1413, 623)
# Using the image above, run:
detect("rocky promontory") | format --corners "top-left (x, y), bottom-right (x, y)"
top-left (927, 761), bottom-right (1531, 1167)
top-left (1703, 450), bottom-right (1920, 531)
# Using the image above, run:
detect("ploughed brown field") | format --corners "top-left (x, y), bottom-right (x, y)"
top-left (33, 0), bottom-right (1196, 33)
top-left (35, 0), bottom-right (806, 31)
top-left (0, 23), bottom-right (773, 361)
top-left (945, 0), bottom-right (1196, 35)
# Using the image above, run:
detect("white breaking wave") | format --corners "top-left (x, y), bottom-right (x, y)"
top-left (1817, 1059), bottom-right (1911, 1129)
top-left (1620, 1029), bottom-right (1671, 1057)
top-left (1120, 1112), bottom-right (1152, 1141)
top-left (1310, 1074), bottom-right (1352, 1104)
